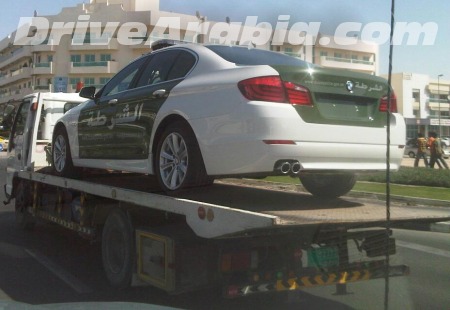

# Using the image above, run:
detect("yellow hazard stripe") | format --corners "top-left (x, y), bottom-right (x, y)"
top-left (276, 270), bottom-right (374, 290)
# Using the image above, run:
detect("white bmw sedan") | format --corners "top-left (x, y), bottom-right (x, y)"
top-left (52, 42), bottom-right (405, 197)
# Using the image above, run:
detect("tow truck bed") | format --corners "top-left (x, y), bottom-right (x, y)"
top-left (19, 170), bottom-right (450, 238)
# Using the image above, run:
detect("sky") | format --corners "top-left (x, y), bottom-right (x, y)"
top-left (1, 0), bottom-right (449, 79)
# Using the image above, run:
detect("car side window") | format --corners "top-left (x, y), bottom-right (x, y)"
top-left (167, 51), bottom-right (196, 80)
top-left (101, 57), bottom-right (148, 97)
top-left (136, 50), bottom-right (184, 88)
top-left (137, 50), bottom-right (196, 87)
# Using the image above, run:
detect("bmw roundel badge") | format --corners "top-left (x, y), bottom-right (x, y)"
top-left (346, 80), bottom-right (354, 93)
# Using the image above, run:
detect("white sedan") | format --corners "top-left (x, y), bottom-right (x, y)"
top-left (52, 42), bottom-right (406, 197)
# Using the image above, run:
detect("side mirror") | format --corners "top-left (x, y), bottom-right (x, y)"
top-left (79, 86), bottom-right (97, 99)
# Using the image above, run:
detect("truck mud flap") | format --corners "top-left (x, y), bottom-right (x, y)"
top-left (224, 263), bottom-right (409, 298)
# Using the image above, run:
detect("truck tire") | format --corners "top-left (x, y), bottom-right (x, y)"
top-left (52, 126), bottom-right (78, 177)
top-left (299, 173), bottom-right (356, 198)
top-left (15, 181), bottom-right (35, 230)
top-left (155, 122), bottom-right (208, 192)
top-left (102, 208), bottom-right (134, 289)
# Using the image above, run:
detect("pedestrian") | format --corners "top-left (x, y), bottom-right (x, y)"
top-left (430, 132), bottom-right (449, 169)
top-left (428, 131), bottom-right (442, 169)
top-left (414, 133), bottom-right (429, 168)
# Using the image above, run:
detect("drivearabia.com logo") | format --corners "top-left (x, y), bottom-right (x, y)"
top-left (12, 14), bottom-right (438, 47)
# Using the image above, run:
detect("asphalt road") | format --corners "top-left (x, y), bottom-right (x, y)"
top-left (0, 153), bottom-right (449, 309)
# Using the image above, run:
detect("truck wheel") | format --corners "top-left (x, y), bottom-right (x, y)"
top-left (15, 181), bottom-right (35, 230)
top-left (52, 126), bottom-right (78, 177)
top-left (102, 208), bottom-right (134, 289)
top-left (299, 173), bottom-right (356, 198)
top-left (155, 122), bottom-right (208, 192)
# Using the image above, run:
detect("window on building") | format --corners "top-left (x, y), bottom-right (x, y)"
top-left (71, 55), bottom-right (81, 63)
top-left (47, 55), bottom-right (53, 63)
top-left (320, 51), bottom-right (328, 57)
top-left (100, 54), bottom-right (112, 62)
top-left (412, 89), bottom-right (420, 102)
top-left (83, 78), bottom-right (95, 86)
top-left (85, 54), bottom-right (96, 63)
top-left (334, 52), bottom-right (342, 59)
top-left (100, 77), bottom-right (110, 86)
top-left (70, 77), bottom-right (81, 88)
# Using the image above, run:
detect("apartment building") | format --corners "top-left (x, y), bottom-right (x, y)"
top-left (0, 0), bottom-right (380, 105)
top-left (388, 72), bottom-right (450, 138)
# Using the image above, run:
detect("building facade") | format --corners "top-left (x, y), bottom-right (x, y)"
top-left (388, 72), bottom-right (450, 139)
top-left (0, 0), bottom-right (380, 106)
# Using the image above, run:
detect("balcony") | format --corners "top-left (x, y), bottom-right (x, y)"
top-left (70, 38), bottom-right (119, 51)
top-left (0, 67), bottom-right (32, 87)
top-left (32, 62), bottom-right (53, 75)
top-left (69, 61), bottom-right (119, 74)
top-left (0, 46), bottom-right (32, 68)
top-left (31, 40), bottom-right (56, 53)
top-left (318, 56), bottom-right (376, 74)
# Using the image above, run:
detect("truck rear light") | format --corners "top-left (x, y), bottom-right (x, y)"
top-left (379, 92), bottom-right (397, 112)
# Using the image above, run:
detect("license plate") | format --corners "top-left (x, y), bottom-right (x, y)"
top-left (307, 247), bottom-right (339, 268)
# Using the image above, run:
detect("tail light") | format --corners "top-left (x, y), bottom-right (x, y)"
top-left (283, 82), bottom-right (313, 105)
top-left (238, 76), bottom-right (313, 106)
top-left (379, 92), bottom-right (397, 113)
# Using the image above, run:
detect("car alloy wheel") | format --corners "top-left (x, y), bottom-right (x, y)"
top-left (53, 134), bottom-right (67, 173)
top-left (159, 132), bottom-right (189, 191)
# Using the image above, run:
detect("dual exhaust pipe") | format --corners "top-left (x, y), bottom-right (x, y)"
top-left (275, 160), bottom-right (302, 176)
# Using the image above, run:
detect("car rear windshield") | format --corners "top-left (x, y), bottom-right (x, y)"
top-left (205, 45), bottom-right (309, 67)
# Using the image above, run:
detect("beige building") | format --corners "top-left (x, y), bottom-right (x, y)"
top-left (0, 0), bottom-right (380, 105)
top-left (388, 72), bottom-right (450, 138)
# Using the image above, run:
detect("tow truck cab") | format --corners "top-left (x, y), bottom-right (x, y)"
top-left (5, 92), bottom-right (86, 198)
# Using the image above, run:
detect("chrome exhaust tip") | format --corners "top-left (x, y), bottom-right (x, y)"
top-left (291, 162), bottom-right (301, 175)
top-left (278, 162), bottom-right (291, 174)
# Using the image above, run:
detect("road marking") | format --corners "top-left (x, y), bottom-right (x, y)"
top-left (396, 240), bottom-right (450, 259)
top-left (25, 249), bottom-right (93, 294)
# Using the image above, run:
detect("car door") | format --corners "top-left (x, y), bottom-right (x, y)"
top-left (112, 49), bottom-right (197, 158)
top-left (5, 96), bottom-right (37, 196)
top-left (77, 56), bottom-right (148, 159)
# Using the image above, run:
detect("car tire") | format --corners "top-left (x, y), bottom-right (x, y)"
top-left (408, 151), bottom-right (415, 158)
top-left (52, 126), bottom-right (78, 177)
top-left (299, 173), bottom-right (356, 198)
top-left (102, 208), bottom-right (134, 289)
top-left (155, 122), bottom-right (208, 192)
top-left (15, 181), bottom-right (35, 230)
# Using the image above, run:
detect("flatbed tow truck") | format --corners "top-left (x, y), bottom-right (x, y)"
top-left (4, 92), bottom-right (450, 298)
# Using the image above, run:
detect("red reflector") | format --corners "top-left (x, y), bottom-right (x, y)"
top-left (283, 82), bottom-right (313, 106)
top-left (263, 140), bottom-right (296, 145)
top-left (226, 285), bottom-right (240, 298)
top-left (379, 92), bottom-right (397, 113)
top-left (238, 76), bottom-right (286, 103)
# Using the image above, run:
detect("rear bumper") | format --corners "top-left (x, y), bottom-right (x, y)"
top-left (224, 263), bottom-right (409, 298)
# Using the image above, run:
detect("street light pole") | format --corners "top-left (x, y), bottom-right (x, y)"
top-left (438, 74), bottom-right (443, 137)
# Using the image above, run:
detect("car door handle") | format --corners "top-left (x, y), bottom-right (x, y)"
top-left (108, 99), bottom-right (118, 105)
top-left (153, 89), bottom-right (167, 98)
